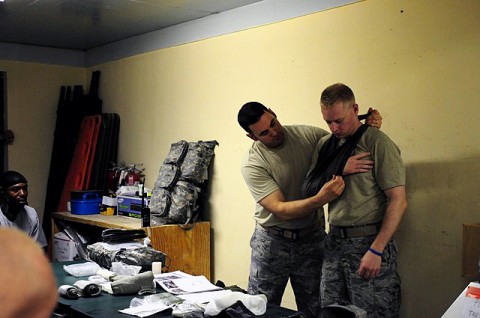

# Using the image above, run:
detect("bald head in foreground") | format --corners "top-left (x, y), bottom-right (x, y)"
top-left (0, 228), bottom-right (58, 318)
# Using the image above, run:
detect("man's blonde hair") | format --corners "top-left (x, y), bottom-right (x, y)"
top-left (320, 83), bottom-right (355, 108)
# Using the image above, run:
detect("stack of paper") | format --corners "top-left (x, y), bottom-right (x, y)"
top-left (154, 270), bottom-right (222, 295)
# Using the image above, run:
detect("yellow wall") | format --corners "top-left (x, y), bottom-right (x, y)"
top-left (91, 0), bottom-right (480, 316)
top-left (0, 61), bottom-right (85, 217)
top-left (1, 0), bottom-right (479, 316)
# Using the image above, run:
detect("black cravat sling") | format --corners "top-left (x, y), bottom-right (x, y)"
top-left (302, 124), bottom-right (368, 198)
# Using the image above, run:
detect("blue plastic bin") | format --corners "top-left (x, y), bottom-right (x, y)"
top-left (70, 192), bottom-right (101, 215)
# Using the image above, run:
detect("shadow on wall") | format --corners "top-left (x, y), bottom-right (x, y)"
top-left (397, 159), bottom-right (480, 317)
top-left (198, 155), bottom-right (216, 223)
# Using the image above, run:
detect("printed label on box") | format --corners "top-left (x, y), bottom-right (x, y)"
top-left (117, 195), bottom-right (149, 219)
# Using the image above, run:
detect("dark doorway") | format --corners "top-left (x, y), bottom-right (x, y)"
top-left (0, 72), bottom-right (7, 171)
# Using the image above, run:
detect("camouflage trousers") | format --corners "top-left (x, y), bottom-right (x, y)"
top-left (248, 224), bottom-right (326, 318)
top-left (321, 235), bottom-right (401, 318)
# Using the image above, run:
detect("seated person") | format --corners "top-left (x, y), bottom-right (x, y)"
top-left (0, 170), bottom-right (47, 250)
top-left (0, 227), bottom-right (58, 318)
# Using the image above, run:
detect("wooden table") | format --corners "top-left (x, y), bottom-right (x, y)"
top-left (52, 212), bottom-right (211, 279)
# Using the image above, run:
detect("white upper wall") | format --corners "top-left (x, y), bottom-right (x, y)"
top-left (0, 0), bottom-right (360, 67)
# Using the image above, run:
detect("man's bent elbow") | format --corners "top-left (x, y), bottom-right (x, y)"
top-left (401, 200), bottom-right (408, 214)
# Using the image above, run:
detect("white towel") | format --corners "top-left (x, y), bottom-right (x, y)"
top-left (204, 292), bottom-right (267, 316)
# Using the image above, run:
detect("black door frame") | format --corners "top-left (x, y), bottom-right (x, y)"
top-left (0, 72), bottom-right (7, 171)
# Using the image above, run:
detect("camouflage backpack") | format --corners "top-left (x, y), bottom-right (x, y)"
top-left (149, 140), bottom-right (218, 226)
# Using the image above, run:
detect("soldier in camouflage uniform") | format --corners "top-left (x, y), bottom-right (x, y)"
top-left (307, 83), bottom-right (407, 317)
top-left (238, 102), bottom-right (381, 318)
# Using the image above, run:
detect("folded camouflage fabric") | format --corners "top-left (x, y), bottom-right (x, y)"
top-left (87, 242), bottom-right (166, 271)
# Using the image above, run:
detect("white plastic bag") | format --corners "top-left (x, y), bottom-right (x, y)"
top-left (63, 262), bottom-right (102, 277)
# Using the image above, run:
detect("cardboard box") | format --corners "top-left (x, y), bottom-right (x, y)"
top-left (117, 195), bottom-right (148, 219)
top-left (462, 224), bottom-right (480, 279)
top-left (53, 231), bottom-right (79, 262)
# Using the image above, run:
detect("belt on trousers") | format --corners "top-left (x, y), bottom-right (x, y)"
top-left (259, 223), bottom-right (318, 240)
top-left (329, 223), bottom-right (381, 239)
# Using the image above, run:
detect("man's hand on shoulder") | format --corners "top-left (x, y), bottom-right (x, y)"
top-left (365, 108), bottom-right (382, 129)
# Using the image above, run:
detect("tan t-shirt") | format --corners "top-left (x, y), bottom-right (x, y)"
top-left (310, 127), bottom-right (406, 226)
top-left (241, 125), bottom-right (329, 229)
